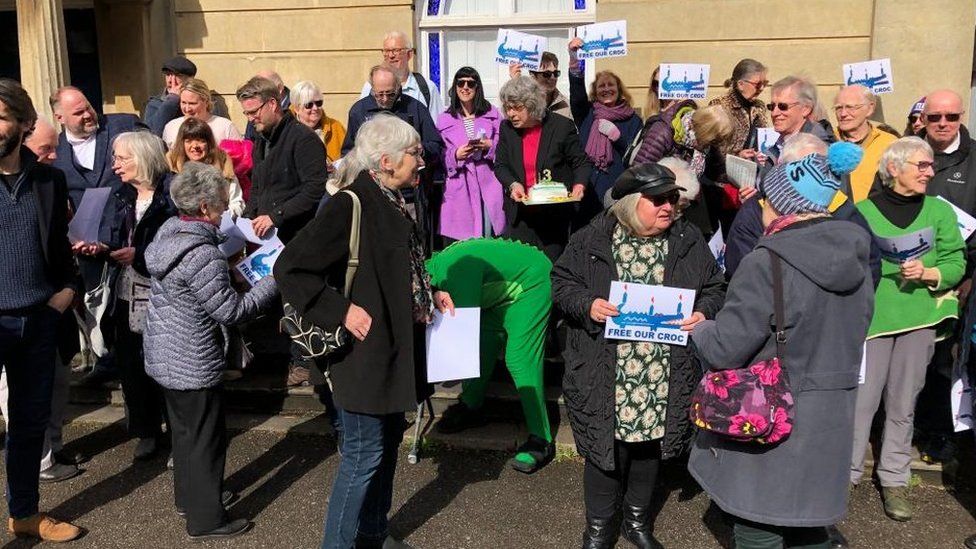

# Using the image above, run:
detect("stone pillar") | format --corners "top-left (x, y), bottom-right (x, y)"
top-left (17, 0), bottom-right (70, 122)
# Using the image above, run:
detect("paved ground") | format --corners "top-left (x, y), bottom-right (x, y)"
top-left (2, 408), bottom-right (976, 548)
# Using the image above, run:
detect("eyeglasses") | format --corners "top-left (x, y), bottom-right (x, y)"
top-left (833, 103), bottom-right (867, 114)
top-left (741, 79), bottom-right (769, 89)
top-left (372, 90), bottom-right (398, 100)
top-left (530, 70), bottom-right (561, 79)
top-left (456, 79), bottom-right (478, 90)
top-left (405, 146), bottom-right (425, 158)
top-left (767, 101), bottom-right (799, 112)
top-left (924, 113), bottom-right (963, 123)
top-left (111, 154), bottom-right (133, 165)
top-left (648, 192), bottom-right (680, 207)
top-left (241, 100), bottom-right (269, 119)
top-left (302, 99), bottom-right (324, 110)
top-left (504, 103), bottom-right (527, 113)
top-left (381, 47), bottom-right (411, 56)
top-left (906, 160), bottom-right (936, 171)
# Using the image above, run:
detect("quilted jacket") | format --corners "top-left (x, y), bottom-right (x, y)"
top-left (552, 214), bottom-right (726, 470)
top-left (144, 217), bottom-right (277, 390)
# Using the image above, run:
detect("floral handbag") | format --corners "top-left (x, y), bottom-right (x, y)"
top-left (689, 250), bottom-right (795, 444)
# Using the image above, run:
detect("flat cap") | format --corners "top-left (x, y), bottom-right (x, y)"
top-left (610, 163), bottom-right (683, 200)
top-left (161, 56), bottom-right (197, 77)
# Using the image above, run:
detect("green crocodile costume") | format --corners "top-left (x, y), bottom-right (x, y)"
top-left (426, 238), bottom-right (554, 472)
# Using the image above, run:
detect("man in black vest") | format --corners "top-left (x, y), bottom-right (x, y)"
top-left (0, 78), bottom-right (82, 543)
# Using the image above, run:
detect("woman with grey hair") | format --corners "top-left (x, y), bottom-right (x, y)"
top-left (275, 114), bottom-right (454, 549)
top-left (553, 163), bottom-right (725, 549)
top-left (74, 130), bottom-right (176, 462)
top-left (850, 136), bottom-right (965, 522)
top-left (290, 80), bottom-right (346, 164)
top-left (143, 161), bottom-right (277, 541)
top-left (494, 75), bottom-right (592, 261)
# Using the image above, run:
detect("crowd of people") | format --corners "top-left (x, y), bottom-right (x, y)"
top-left (0, 26), bottom-right (975, 549)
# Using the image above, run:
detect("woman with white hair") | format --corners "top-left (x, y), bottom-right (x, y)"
top-left (850, 136), bottom-right (965, 522)
top-left (494, 75), bottom-right (591, 261)
top-left (290, 80), bottom-right (346, 165)
top-left (274, 114), bottom-right (454, 549)
top-left (74, 131), bottom-right (176, 462)
top-left (162, 78), bottom-right (241, 148)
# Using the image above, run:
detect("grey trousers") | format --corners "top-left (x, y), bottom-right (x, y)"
top-left (0, 353), bottom-right (69, 472)
top-left (850, 328), bottom-right (936, 487)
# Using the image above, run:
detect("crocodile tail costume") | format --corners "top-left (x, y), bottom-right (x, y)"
top-left (426, 238), bottom-right (553, 445)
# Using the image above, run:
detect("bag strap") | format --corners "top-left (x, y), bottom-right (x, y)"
top-left (341, 190), bottom-right (362, 298)
top-left (769, 250), bottom-right (786, 358)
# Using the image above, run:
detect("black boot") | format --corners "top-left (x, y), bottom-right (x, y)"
top-left (582, 514), bottom-right (620, 549)
top-left (620, 504), bottom-right (663, 549)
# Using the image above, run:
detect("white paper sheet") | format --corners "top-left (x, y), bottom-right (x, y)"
top-left (495, 29), bottom-right (547, 71)
top-left (658, 63), bottom-right (710, 100)
top-left (426, 307), bottom-right (481, 383)
top-left (235, 216), bottom-right (280, 245)
top-left (574, 20), bottom-right (627, 60)
top-left (937, 196), bottom-right (976, 241)
top-left (218, 212), bottom-right (247, 257)
top-left (725, 154), bottom-right (758, 189)
top-left (858, 341), bottom-right (867, 385)
top-left (67, 187), bottom-right (112, 244)
top-left (952, 366), bottom-right (974, 432)
top-left (843, 58), bottom-right (894, 94)
top-left (604, 281), bottom-right (696, 346)
top-left (708, 227), bottom-right (725, 273)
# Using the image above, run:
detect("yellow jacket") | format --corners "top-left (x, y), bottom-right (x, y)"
top-left (289, 108), bottom-right (347, 163)
top-left (835, 124), bottom-right (897, 203)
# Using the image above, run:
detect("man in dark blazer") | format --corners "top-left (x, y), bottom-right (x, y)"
top-left (0, 79), bottom-right (83, 542)
top-left (343, 65), bottom-right (444, 253)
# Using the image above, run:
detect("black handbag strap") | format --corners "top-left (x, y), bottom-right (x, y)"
top-left (769, 250), bottom-right (786, 358)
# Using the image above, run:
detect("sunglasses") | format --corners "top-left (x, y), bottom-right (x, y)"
top-left (742, 79), bottom-right (769, 88)
top-left (302, 99), bottom-right (324, 110)
top-left (648, 192), bottom-right (680, 207)
top-left (924, 113), bottom-right (963, 123)
top-left (908, 114), bottom-right (920, 124)
top-left (767, 102), bottom-right (799, 112)
top-left (530, 70), bottom-right (561, 79)
top-left (456, 79), bottom-right (478, 89)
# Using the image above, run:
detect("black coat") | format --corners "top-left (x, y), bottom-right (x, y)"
top-left (274, 172), bottom-right (432, 415)
top-left (247, 111), bottom-right (328, 242)
top-left (100, 173), bottom-right (176, 279)
top-left (552, 213), bottom-right (727, 469)
top-left (494, 114), bottom-right (592, 261)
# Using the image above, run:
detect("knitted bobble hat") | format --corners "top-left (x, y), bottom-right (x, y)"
top-left (762, 142), bottom-right (862, 215)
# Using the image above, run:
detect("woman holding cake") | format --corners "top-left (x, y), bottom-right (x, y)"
top-left (495, 75), bottom-right (592, 261)
top-left (567, 38), bottom-right (643, 225)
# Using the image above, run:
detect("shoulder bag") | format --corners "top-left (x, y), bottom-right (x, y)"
top-left (689, 250), bottom-right (795, 444)
top-left (280, 190), bottom-right (362, 359)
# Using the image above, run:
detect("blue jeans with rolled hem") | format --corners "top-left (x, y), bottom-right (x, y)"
top-left (321, 407), bottom-right (405, 549)
top-left (0, 307), bottom-right (58, 519)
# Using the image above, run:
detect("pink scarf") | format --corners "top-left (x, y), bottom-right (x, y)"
top-left (584, 101), bottom-right (635, 172)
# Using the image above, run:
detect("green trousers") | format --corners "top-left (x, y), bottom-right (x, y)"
top-left (459, 286), bottom-right (552, 443)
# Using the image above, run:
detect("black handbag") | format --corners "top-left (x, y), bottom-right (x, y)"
top-left (280, 190), bottom-right (361, 359)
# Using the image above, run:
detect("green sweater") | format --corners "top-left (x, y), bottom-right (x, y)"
top-left (857, 196), bottom-right (966, 338)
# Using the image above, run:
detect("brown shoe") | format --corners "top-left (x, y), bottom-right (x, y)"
top-left (286, 364), bottom-right (310, 387)
top-left (7, 513), bottom-right (82, 542)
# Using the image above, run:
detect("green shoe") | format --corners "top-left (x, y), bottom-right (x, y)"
top-left (508, 435), bottom-right (554, 474)
top-left (882, 486), bottom-right (912, 522)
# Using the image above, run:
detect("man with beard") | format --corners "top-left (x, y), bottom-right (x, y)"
top-left (0, 78), bottom-right (83, 542)
top-left (344, 65), bottom-right (443, 253)
top-left (50, 86), bottom-right (143, 386)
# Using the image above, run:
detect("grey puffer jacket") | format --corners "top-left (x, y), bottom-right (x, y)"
top-left (144, 217), bottom-right (277, 390)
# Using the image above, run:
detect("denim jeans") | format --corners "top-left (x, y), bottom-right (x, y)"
top-left (321, 407), bottom-right (405, 549)
top-left (0, 306), bottom-right (58, 519)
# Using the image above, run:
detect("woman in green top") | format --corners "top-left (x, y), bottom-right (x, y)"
top-left (850, 136), bottom-right (965, 522)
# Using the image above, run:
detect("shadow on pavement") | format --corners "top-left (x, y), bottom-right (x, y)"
top-left (46, 454), bottom-right (169, 523)
top-left (225, 414), bottom-right (336, 521)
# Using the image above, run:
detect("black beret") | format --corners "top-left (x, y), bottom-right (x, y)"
top-left (610, 163), bottom-right (683, 200)
top-left (161, 56), bottom-right (197, 77)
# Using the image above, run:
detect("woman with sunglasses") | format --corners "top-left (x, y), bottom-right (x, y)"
top-left (435, 67), bottom-right (504, 242)
top-left (850, 136), bottom-right (965, 523)
top-left (553, 163), bottom-right (726, 549)
top-left (289, 80), bottom-right (346, 167)
top-left (567, 39), bottom-right (643, 225)
top-left (708, 59), bottom-right (769, 156)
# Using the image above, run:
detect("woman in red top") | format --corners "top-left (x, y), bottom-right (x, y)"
top-left (494, 76), bottom-right (592, 261)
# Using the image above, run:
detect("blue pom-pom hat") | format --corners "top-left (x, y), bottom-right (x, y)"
top-left (826, 141), bottom-right (864, 176)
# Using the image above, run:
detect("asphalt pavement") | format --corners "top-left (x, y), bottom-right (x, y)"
top-left (2, 410), bottom-right (976, 549)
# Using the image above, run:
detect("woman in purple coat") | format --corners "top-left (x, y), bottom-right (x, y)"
top-left (436, 67), bottom-right (505, 243)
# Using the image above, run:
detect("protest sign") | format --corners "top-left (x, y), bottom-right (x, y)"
top-left (235, 239), bottom-right (284, 286)
top-left (757, 128), bottom-right (781, 154)
top-left (604, 281), bottom-right (696, 346)
top-left (843, 58), bottom-right (894, 94)
top-left (658, 63), bottom-right (710, 100)
top-left (937, 196), bottom-right (976, 241)
top-left (877, 227), bottom-right (934, 263)
top-left (574, 20), bottom-right (627, 60)
top-left (952, 366), bottom-right (974, 432)
top-left (495, 29), bottom-right (547, 71)
top-left (708, 227), bottom-right (725, 273)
